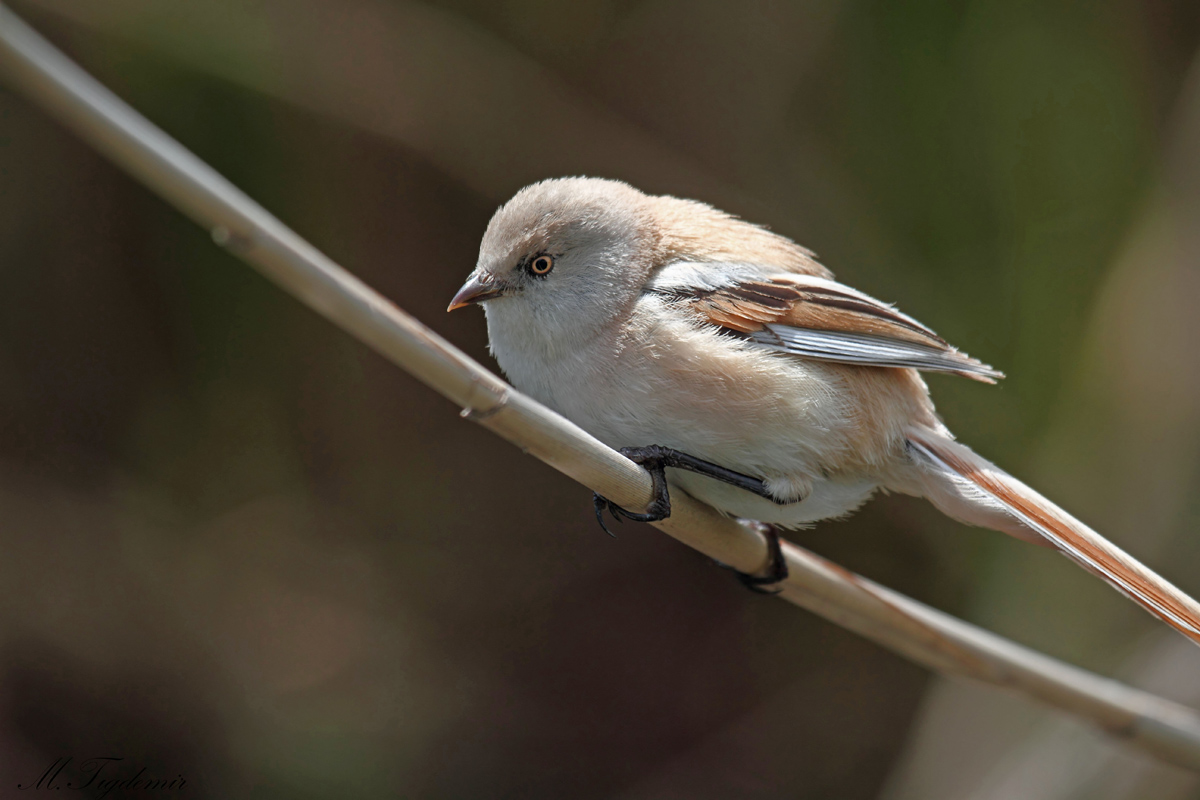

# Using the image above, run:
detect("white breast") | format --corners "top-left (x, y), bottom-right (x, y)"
top-left (485, 292), bottom-right (884, 526)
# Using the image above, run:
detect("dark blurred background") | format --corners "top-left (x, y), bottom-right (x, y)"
top-left (3, 1), bottom-right (1200, 797)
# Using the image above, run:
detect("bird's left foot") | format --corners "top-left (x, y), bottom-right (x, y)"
top-left (593, 447), bottom-right (674, 536)
top-left (594, 445), bottom-right (797, 535)
top-left (595, 444), bottom-right (787, 536)
top-left (594, 448), bottom-right (790, 591)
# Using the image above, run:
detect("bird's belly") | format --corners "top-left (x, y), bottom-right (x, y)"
top-left (500, 324), bottom-right (894, 526)
top-left (668, 470), bottom-right (878, 528)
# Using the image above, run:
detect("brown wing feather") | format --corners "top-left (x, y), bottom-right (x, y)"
top-left (693, 279), bottom-right (939, 343)
top-left (679, 276), bottom-right (1002, 382)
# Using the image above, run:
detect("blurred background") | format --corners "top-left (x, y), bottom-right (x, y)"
top-left (2, 0), bottom-right (1200, 797)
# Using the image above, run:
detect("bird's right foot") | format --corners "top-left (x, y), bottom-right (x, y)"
top-left (728, 523), bottom-right (789, 594)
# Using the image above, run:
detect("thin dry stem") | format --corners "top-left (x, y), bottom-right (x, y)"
top-left (2, 3), bottom-right (1199, 772)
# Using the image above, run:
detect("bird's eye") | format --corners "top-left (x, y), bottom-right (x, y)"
top-left (529, 254), bottom-right (554, 276)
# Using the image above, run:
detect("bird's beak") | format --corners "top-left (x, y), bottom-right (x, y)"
top-left (447, 273), bottom-right (504, 312)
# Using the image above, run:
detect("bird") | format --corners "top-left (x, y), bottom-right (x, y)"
top-left (448, 176), bottom-right (1200, 644)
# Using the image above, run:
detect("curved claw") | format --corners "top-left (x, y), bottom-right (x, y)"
top-left (591, 457), bottom-right (672, 536)
top-left (737, 572), bottom-right (786, 595)
top-left (592, 492), bottom-right (622, 537)
top-left (590, 445), bottom-right (791, 594)
top-left (717, 523), bottom-right (789, 594)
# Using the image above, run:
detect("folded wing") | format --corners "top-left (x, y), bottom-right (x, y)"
top-left (650, 268), bottom-right (1002, 383)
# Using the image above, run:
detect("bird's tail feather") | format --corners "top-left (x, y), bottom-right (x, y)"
top-left (904, 428), bottom-right (1200, 647)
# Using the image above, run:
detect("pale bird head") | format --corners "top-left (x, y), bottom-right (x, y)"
top-left (448, 177), bottom-right (823, 365)
top-left (448, 177), bottom-right (657, 315)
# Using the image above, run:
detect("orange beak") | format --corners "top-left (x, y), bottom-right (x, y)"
top-left (447, 273), bottom-right (504, 311)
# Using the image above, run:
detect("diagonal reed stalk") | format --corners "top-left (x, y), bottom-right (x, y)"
top-left (2, 2), bottom-right (1199, 771)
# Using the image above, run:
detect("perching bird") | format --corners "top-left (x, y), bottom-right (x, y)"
top-left (448, 176), bottom-right (1200, 645)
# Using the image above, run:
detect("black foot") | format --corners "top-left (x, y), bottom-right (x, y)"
top-left (591, 445), bottom-right (799, 538)
top-left (593, 449), bottom-right (672, 536)
top-left (617, 445), bottom-right (787, 501)
top-left (716, 522), bottom-right (789, 594)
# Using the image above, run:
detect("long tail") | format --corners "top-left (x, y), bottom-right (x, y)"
top-left (904, 428), bottom-right (1200, 647)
